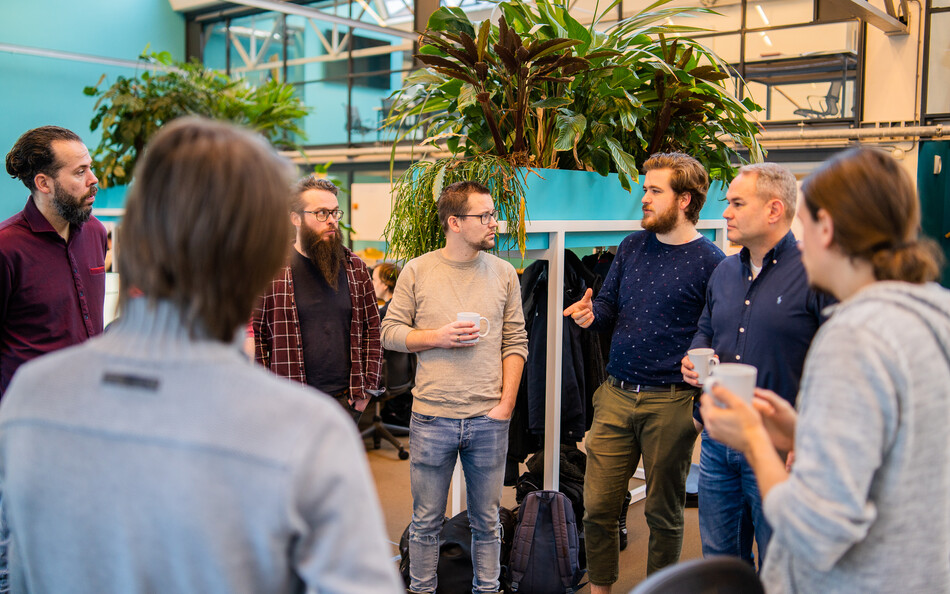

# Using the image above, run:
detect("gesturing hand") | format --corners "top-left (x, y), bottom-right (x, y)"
top-left (563, 288), bottom-right (595, 328)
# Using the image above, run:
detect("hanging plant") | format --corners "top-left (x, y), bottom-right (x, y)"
top-left (384, 154), bottom-right (530, 261)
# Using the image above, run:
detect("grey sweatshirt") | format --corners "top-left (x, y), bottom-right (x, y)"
top-left (380, 249), bottom-right (528, 419)
top-left (762, 282), bottom-right (950, 593)
top-left (0, 298), bottom-right (402, 594)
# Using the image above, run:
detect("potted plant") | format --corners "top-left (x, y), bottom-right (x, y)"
top-left (84, 51), bottom-right (309, 188)
top-left (383, 0), bottom-right (763, 261)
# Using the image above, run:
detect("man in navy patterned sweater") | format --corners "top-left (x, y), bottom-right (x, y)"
top-left (564, 152), bottom-right (725, 591)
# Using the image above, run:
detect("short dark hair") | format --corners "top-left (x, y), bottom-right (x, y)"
top-left (292, 175), bottom-right (339, 212)
top-left (642, 152), bottom-right (709, 224)
top-left (437, 181), bottom-right (491, 233)
top-left (5, 126), bottom-right (82, 192)
top-left (801, 147), bottom-right (941, 284)
top-left (118, 117), bottom-right (295, 342)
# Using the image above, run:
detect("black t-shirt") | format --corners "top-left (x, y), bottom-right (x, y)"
top-left (291, 251), bottom-right (351, 394)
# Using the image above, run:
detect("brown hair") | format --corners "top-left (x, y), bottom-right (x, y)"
top-left (375, 262), bottom-right (401, 292)
top-left (437, 181), bottom-right (491, 233)
top-left (738, 162), bottom-right (798, 223)
top-left (118, 117), bottom-right (295, 342)
top-left (5, 126), bottom-right (82, 192)
top-left (801, 147), bottom-right (941, 284)
top-left (291, 174), bottom-right (339, 212)
top-left (642, 152), bottom-right (709, 224)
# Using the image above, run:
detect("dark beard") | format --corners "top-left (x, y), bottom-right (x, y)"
top-left (642, 202), bottom-right (679, 234)
top-left (52, 182), bottom-right (94, 226)
top-left (301, 224), bottom-right (345, 290)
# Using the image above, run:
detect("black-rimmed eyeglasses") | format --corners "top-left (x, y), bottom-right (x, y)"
top-left (303, 209), bottom-right (344, 222)
top-left (454, 210), bottom-right (498, 225)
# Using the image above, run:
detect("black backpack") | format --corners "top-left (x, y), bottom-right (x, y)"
top-left (399, 508), bottom-right (517, 594)
top-left (507, 490), bottom-right (586, 593)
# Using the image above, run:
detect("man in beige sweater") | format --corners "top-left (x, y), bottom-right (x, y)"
top-left (381, 181), bottom-right (528, 594)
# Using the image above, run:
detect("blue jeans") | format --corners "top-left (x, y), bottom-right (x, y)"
top-left (698, 432), bottom-right (772, 568)
top-left (408, 412), bottom-right (509, 594)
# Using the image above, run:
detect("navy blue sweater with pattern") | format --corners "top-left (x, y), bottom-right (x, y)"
top-left (589, 230), bottom-right (725, 385)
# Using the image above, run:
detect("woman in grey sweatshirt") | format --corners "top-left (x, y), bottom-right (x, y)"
top-left (701, 147), bottom-right (950, 594)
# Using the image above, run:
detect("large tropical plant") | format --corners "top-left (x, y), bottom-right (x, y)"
top-left (388, 0), bottom-right (762, 183)
top-left (84, 51), bottom-right (309, 188)
top-left (384, 0), bottom-right (763, 260)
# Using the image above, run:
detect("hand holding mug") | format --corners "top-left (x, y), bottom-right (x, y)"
top-left (437, 320), bottom-right (480, 348)
top-left (456, 312), bottom-right (490, 344)
top-left (684, 348), bottom-right (719, 386)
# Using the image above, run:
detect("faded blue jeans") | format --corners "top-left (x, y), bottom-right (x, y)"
top-left (698, 431), bottom-right (772, 568)
top-left (407, 412), bottom-right (509, 594)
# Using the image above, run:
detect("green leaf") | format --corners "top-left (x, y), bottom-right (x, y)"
top-left (554, 110), bottom-right (587, 151)
top-left (604, 136), bottom-right (639, 178)
top-left (530, 97), bottom-right (572, 109)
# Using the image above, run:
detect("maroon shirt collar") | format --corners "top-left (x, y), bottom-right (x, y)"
top-left (22, 195), bottom-right (83, 241)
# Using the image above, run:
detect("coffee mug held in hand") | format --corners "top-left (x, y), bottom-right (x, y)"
top-left (704, 363), bottom-right (757, 406)
top-left (457, 312), bottom-right (491, 343)
top-left (687, 347), bottom-right (719, 384)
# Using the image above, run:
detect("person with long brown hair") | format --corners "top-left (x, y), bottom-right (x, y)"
top-left (701, 147), bottom-right (950, 592)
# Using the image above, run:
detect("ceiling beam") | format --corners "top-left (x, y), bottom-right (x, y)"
top-left (224, 0), bottom-right (418, 40)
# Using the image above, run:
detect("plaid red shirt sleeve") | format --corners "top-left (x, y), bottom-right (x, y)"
top-left (345, 250), bottom-right (382, 409)
top-left (253, 267), bottom-right (307, 384)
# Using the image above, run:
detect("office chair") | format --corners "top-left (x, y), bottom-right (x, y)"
top-left (344, 104), bottom-right (375, 137)
top-left (629, 556), bottom-right (765, 594)
top-left (793, 79), bottom-right (843, 119)
top-left (361, 349), bottom-right (414, 460)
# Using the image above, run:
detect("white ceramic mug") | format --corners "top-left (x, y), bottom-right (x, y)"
top-left (457, 312), bottom-right (491, 343)
top-left (704, 363), bottom-right (757, 405)
top-left (687, 347), bottom-right (719, 384)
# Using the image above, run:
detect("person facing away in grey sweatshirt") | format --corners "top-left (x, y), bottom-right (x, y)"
top-left (0, 118), bottom-right (403, 594)
top-left (700, 147), bottom-right (950, 593)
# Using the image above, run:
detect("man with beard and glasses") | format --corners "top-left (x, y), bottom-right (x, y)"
top-left (254, 175), bottom-right (381, 423)
top-left (381, 181), bottom-right (527, 594)
top-left (563, 152), bottom-right (725, 591)
top-left (0, 126), bottom-right (107, 396)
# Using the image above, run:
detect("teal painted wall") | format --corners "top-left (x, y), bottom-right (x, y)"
top-left (918, 141), bottom-right (950, 287)
top-left (0, 0), bottom-right (184, 220)
top-left (519, 168), bottom-right (728, 251)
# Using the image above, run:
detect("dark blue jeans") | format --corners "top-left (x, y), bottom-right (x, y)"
top-left (698, 431), bottom-right (772, 568)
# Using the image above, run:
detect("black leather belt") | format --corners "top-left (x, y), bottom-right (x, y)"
top-left (608, 376), bottom-right (692, 393)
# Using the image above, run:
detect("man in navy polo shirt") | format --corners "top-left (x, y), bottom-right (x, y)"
top-left (681, 162), bottom-right (830, 568)
top-left (564, 152), bottom-right (725, 591)
top-left (1, 126), bottom-right (107, 395)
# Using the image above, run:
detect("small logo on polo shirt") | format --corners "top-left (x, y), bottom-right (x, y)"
top-left (776, 296), bottom-right (783, 305)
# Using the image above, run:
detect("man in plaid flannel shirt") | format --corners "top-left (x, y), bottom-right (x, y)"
top-left (253, 175), bottom-right (382, 422)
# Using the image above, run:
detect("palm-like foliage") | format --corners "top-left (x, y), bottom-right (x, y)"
top-left (84, 51), bottom-right (308, 188)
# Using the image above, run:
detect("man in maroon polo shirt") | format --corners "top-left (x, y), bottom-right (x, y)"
top-left (1, 126), bottom-right (108, 395)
